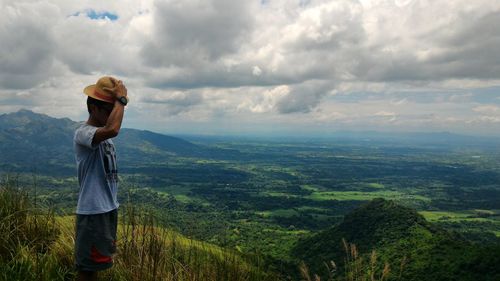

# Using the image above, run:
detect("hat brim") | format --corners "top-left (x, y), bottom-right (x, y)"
top-left (83, 85), bottom-right (115, 103)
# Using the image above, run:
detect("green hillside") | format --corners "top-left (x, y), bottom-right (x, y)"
top-left (292, 198), bottom-right (500, 281)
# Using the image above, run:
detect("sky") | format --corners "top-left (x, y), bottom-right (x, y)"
top-left (1, 0), bottom-right (500, 137)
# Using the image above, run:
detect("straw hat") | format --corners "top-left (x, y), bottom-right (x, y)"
top-left (83, 76), bottom-right (116, 103)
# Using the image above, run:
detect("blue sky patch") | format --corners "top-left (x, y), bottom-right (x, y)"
top-left (72, 9), bottom-right (118, 21)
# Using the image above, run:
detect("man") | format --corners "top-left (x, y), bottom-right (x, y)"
top-left (73, 76), bottom-right (128, 281)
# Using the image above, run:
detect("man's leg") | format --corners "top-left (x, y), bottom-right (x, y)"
top-left (77, 271), bottom-right (97, 281)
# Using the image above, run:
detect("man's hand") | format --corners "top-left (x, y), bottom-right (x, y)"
top-left (103, 78), bottom-right (128, 100)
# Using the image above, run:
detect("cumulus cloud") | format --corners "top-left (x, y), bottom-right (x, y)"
top-left (141, 0), bottom-right (255, 66)
top-left (140, 90), bottom-right (203, 115)
top-left (274, 81), bottom-right (334, 114)
top-left (235, 80), bottom-right (334, 114)
top-left (352, 1), bottom-right (500, 82)
top-left (252, 66), bottom-right (262, 76)
top-left (0, 1), bottom-right (58, 89)
top-left (473, 105), bottom-right (500, 114)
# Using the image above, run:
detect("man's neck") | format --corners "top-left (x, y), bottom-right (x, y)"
top-left (86, 116), bottom-right (101, 127)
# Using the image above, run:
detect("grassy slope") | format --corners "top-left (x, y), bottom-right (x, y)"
top-left (0, 184), bottom-right (279, 281)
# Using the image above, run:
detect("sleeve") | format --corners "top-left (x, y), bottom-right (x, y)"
top-left (74, 125), bottom-right (99, 149)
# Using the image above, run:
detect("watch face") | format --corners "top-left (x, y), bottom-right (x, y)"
top-left (119, 96), bottom-right (128, 105)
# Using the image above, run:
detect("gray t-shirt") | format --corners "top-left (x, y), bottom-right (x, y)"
top-left (74, 123), bottom-right (119, 215)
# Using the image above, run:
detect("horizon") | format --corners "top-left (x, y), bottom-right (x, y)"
top-left (4, 108), bottom-right (500, 141)
top-left (1, 1), bottom-right (500, 137)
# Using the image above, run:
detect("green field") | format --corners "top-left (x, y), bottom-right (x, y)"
top-left (306, 190), bottom-right (430, 201)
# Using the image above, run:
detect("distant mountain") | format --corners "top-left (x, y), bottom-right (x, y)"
top-left (292, 198), bottom-right (500, 281)
top-left (324, 130), bottom-right (500, 148)
top-left (0, 109), bottom-right (209, 175)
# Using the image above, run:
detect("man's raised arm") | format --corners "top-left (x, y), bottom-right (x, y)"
top-left (92, 79), bottom-right (128, 146)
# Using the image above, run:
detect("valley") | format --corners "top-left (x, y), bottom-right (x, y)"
top-left (1, 110), bottom-right (500, 280)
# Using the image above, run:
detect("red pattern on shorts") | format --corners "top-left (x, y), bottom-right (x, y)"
top-left (90, 245), bottom-right (112, 263)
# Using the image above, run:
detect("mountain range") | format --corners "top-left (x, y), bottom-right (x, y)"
top-left (0, 109), bottom-right (213, 175)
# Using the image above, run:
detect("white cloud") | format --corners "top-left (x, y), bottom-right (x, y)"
top-left (473, 105), bottom-right (500, 114)
top-left (374, 111), bottom-right (396, 117)
top-left (252, 66), bottom-right (262, 76)
top-left (0, 1), bottom-right (58, 89)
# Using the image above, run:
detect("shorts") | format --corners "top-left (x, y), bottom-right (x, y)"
top-left (75, 209), bottom-right (118, 272)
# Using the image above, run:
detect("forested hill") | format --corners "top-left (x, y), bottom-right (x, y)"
top-left (0, 109), bottom-right (210, 175)
top-left (292, 198), bottom-right (500, 281)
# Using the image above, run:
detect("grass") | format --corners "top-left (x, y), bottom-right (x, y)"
top-left (301, 185), bottom-right (321, 192)
top-left (299, 238), bottom-right (402, 281)
top-left (306, 190), bottom-right (430, 202)
top-left (0, 178), bottom-right (280, 281)
top-left (261, 188), bottom-right (431, 205)
top-left (419, 210), bottom-right (500, 222)
top-left (257, 209), bottom-right (300, 218)
top-left (364, 183), bottom-right (385, 189)
top-left (419, 210), bottom-right (500, 240)
top-left (419, 211), bottom-right (472, 222)
top-left (0, 177), bottom-right (407, 281)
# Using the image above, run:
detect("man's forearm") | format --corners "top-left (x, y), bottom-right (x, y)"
top-left (104, 101), bottom-right (125, 135)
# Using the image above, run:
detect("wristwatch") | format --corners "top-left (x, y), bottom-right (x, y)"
top-left (117, 96), bottom-right (128, 106)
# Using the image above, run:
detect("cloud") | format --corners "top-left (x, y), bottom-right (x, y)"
top-left (53, 11), bottom-right (138, 75)
top-left (473, 105), bottom-right (500, 114)
top-left (140, 0), bottom-right (365, 89)
top-left (252, 66), bottom-right (262, 76)
top-left (236, 80), bottom-right (334, 114)
top-left (0, 1), bottom-right (58, 89)
top-left (374, 111), bottom-right (396, 117)
top-left (373, 111), bottom-right (397, 122)
top-left (351, 1), bottom-right (500, 82)
top-left (2, 0), bottom-right (500, 136)
top-left (140, 90), bottom-right (203, 115)
top-left (141, 0), bottom-right (255, 67)
top-left (274, 81), bottom-right (334, 114)
top-left (238, 85), bottom-right (289, 114)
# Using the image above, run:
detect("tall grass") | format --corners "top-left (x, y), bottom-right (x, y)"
top-left (0, 178), bottom-right (281, 281)
top-left (101, 202), bottom-right (278, 281)
top-left (299, 238), bottom-right (406, 281)
top-left (0, 176), bottom-right (70, 281)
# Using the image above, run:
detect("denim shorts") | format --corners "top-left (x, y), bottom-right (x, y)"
top-left (75, 209), bottom-right (118, 272)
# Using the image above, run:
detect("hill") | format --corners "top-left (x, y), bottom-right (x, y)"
top-left (292, 198), bottom-right (500, 281)
top-left (0, 109), bottom-right (213, 175)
